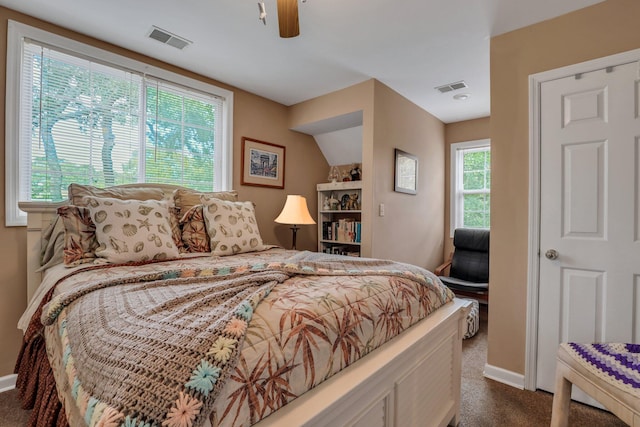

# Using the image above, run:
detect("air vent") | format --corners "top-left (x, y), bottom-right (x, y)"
top-left (435, 80), bottom-right (468, 93)
top-left (148, 26), bottom-right (192, 50)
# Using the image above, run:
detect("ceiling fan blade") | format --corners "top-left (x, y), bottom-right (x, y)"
top-left (277, 0), bottom-right (300, 38)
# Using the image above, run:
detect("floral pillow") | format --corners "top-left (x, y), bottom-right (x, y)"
top-left (39, 215), bottom-right (65, 271)
top-left (179, 205), bottom-right (210, 253)
top-left (83, 197), bottom-right (179, 263)
top-left (57, 205), bottom-right (99, 266)
top-left (168, 206), bottom-right (186, 253)
top-left (200, 195), bottom-right (264, 256)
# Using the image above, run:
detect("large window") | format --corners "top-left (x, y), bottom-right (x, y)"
top-left (6, 21), bottom-right (233, 225)
top-left (450, 139), bottom-right (490, 235)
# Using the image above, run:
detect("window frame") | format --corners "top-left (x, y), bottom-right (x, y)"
top-left (449, 138), bottom-right (491, 237)
top-left (5, 20), bottom-right (233, 226)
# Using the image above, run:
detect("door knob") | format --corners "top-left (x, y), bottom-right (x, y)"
top-left (545, 249), bottom-right (559, 260)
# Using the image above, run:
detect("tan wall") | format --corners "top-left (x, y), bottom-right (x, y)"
top-left (370, 81), bottom-right (445, 270)
top-left (443, 118), bottom-right (491, 259)
top-left (232, 91), bottom-right (328, 250)
top-left (489, 0), bottom-right (640, 375)
top-left (0, 7), bottom-right (327, 377)
top-left (290, 80), bottom-right (446, 270)
top-left (289, 81), bottom-right (375, 257)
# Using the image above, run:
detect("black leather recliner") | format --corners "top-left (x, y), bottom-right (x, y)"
top-left (435, 228), bottom-right (489, 304)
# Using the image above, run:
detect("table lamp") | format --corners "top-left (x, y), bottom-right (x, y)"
top-left (275, 195), bottom-right (316, 250)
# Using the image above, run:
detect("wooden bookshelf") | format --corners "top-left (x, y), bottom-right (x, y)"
top-left (317, 181), bottom-right (362, 256)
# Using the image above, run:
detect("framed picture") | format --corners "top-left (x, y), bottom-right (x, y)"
top-left (394, 148), bottom-right (418, 194)
top-left (241, 137), bottom-right (285, 189)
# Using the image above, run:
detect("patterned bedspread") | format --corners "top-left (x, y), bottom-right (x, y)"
top-left (29, 249), bottom-right (453, 427)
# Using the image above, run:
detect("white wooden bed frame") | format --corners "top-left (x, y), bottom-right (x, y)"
top-left (19, 184), bottom-right (469, 427)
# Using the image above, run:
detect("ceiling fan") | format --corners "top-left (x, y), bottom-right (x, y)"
top-left (258, 0), bottom-right (306, 38)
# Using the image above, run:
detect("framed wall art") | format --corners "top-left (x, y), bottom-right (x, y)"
top-left (241, 137), bottom-right (285, 189)
top-left (394, 148), bottom-right (418, 194)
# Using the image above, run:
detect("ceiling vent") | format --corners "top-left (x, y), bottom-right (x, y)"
top-left (148, 26), bottom-right (192, 50)
top-left (435, 80), bottom-right (468, 93)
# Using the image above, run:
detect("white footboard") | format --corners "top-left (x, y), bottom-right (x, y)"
top-left (253, 298), bottom-right (469, 427)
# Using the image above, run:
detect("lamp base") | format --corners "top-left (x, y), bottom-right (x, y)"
top-left (290, 225), bottom-right (299, 250)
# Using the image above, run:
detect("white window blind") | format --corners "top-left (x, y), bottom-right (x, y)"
top-left (144, 79), bottom-right (223, 190)
top-left (21, 42), bottom-right (144, 202)
top-left (6, 21), bottom-right (233, 225)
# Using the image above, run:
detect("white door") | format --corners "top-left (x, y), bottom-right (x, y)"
top-left (536, 61), bottom-right (640, 404)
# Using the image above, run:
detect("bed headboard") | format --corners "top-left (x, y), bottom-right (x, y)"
top-left (19, 183), bottom-right (191, 303)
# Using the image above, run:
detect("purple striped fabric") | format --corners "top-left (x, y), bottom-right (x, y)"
top-left (566, 342), bottom-right (640, 395)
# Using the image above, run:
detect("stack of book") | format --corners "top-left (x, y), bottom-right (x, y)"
top-left (322, 219), bottom-right (361, 243)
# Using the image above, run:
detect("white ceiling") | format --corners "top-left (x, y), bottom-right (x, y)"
top-left (0, 0), bottom-right (604, 124)
top-left (314, 126), bottom-right (363, 166)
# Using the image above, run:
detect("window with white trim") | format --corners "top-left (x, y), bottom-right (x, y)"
top-left (450, 139), bottom-right (490, 235)
top-left (5, 21), bottom-right (233, 226)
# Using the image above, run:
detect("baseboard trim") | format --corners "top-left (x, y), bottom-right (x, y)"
top-left (483, 363), bottom-right (525, 390)
top-left (0, 374), bottom-right (17, 393)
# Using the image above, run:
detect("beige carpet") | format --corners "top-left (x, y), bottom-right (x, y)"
top-left (458, 306), bottom-right (625, 426)
top-left (0, 387), bottom-right (29, 426)
top-left (0, 307), bottom-right (627, 426)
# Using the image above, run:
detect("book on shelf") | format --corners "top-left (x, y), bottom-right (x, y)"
top-left (322, 219), bottom-right (361, 243)
top-left (322, 221), bottom-right (332, 240)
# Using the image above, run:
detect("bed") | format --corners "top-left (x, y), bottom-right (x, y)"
top-left (15, 183), bottom-right (470, 427)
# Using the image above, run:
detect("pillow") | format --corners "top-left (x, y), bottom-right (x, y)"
top-left (57, 205), bottom-right (99, 266)
top-left (200, 195), bottom-right (264, 256)
top-left (38, 215), bottom-right (65, 271)
top-left (168, 206), bottom-right (186, 253)
top-left (180, 205), bottom-right (210, 253)
top-left (173, 188), bottom-right (238, 213)
top-left (69, 183), bottom-right (165, 207)
top-left (84, 197), bottom-right (179, 263)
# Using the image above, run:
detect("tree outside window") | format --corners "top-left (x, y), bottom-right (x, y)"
top-left (450, 139), bottom-right (491, 235)
top-left (461, 148), bottom-right (490, 228)
top-left (26, 44), bottom-right (220, 202)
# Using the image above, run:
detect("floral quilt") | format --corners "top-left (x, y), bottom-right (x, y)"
top-left (38, 249), bottom-right (454, 427)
